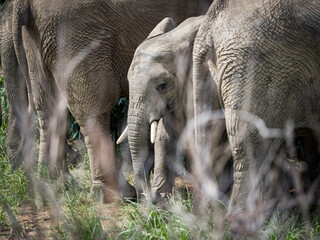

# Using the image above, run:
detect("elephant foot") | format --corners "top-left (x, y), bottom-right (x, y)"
top-left (151, 192), bottom-right (168, 205)
top-left (226, 210), bottom-right (260, 239)
top-left (118, 181), bottom-right (137, 202)
top-left (91, 185), bottom-right (105, 203)
top-left (91, 184), bottom-right (119, 204)
top-left (91, 176), bottom-right (136, 203)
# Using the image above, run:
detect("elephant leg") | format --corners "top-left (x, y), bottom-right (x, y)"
top-left (81, 118), bottom-right (118, 202)
top-left (79, 117), bottom-right (135, 203)
top-left (29, 62), bottom-right (69, 177)
top-left (3, 57), bottom-right (31, 169)
top-left (225, 109), bottom-right (283, 234)
top-left (35, 95), bottom-right (70, 178)
top-left (152, 119), bottom-right (175, 204)
top-left (16, 31), bottom-right (69, 177)
top-left (65, 66), bottom-right (135, 203)
top-left (36, 100), bottom-right (69, 178)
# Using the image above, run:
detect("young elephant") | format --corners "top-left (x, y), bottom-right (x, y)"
top-left (125, 16), bottom-right (228, 202)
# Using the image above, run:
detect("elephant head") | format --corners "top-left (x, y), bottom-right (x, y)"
top-left (126, 16), bottom-right (204, 199)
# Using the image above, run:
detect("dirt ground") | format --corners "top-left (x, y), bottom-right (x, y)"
top-left (0, 206), bottom-right (52, 240)
top-left (0, 204), bottom-right (123, 240)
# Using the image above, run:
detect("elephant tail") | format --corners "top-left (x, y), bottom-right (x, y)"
top-left (12, 0), bottom-right (34, 114)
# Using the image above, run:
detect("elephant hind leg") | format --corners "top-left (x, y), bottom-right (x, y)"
top-left (32, 83), bottom-right (69, 179)
top-left (4, 67), bottom-right (31, 169)
top-left (37, 102), bottom-right (69, 178)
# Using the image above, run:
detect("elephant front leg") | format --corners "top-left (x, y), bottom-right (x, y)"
top-left (227, 143), bottom-right (249, 214)
top-left (226, 127), bottom-right (265, 236)
top-left (225, 109), bottom-right (283, 236)
top-left (82, 119), bottom-right (135, 203)
top-left (152, 119), bottom-right (175, 204)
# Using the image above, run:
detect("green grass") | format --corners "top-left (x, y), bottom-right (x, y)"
top-left (262, 212), bottom-right (320, 240)
top-left (51, 177), bottom-right (106, 240)
top-left (118, 195), bottom-right (191, 239)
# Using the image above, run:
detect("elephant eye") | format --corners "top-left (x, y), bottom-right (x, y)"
top-left (156, 82), bottom-right (167, 92)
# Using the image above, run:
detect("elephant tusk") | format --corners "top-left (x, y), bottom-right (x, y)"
top-left (116, 126), bottom-right (128, 144)
top-left (150, 121), bottom-right (158, 144)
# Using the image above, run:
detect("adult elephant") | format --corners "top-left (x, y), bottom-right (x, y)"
top-left (12, 0), bottom-right (212, 203)
top-left (193, 0), bottom-right (320, 233)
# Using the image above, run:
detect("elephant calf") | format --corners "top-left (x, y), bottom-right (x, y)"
top-left (123, 16), bottom-right (231, 202)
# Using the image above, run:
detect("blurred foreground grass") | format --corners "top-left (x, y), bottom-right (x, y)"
top-left (1, 76), bottom-right (320, 239)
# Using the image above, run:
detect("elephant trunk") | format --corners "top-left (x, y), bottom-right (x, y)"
top-left (128, 94), bottom-right (153, 198)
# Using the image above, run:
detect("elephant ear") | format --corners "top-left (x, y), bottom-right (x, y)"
top-left (147, 17), bottom-right (177, 40)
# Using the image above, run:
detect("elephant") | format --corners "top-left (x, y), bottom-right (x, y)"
top-left (192, 0), bottom-right (320, 233)
top-left (126, 16), bottom-right (204, 202)
top-left (0, 0), bottom-right (32, 168)
top-left (11, 0), bottom-right (212, 203)
top-left (125, 15), bottom-right (232, 202)
top-left (1, 0), bottom-right (79, 170)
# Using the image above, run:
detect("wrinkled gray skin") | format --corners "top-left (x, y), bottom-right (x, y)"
top-left (193, 0), bottom-right (320, 232)
top-left (0, 0), bottom-right (78, 170)
top-left (12, 0), bottom-right (211, 203)
top-left (0, 0), bottom-right (31, 167)
top-left (127, 16), bottom-right (209, 201)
